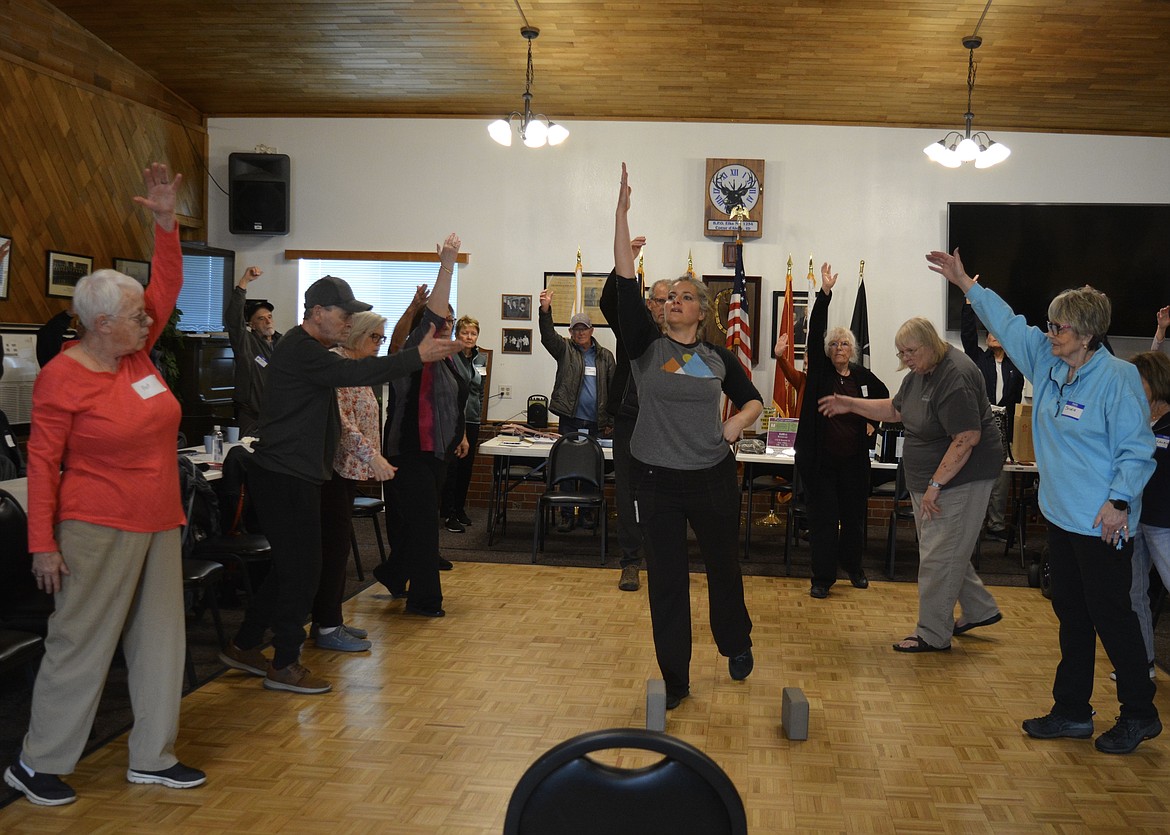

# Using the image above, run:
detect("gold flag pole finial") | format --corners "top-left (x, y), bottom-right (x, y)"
top-left (786, 254), bottom-right (793, 275)
top-left (575, 246), bottom-right (582, 271)
top-left (687, 250), bottom-right (695, 279)
top-left (729, 206), bottom-right (750, 245)
top-left (807, 256), bottom-right (817, 289)
top-left (859, 259), bottom-right (865, 285)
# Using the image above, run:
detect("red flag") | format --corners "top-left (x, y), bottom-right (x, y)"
top-left (771, 259), bottom-right (797, 417)
top-left (723, 242), bottom-right (753, 420)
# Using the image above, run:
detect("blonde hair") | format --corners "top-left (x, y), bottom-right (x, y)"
top-left (1048, 285), bottom-right (1111, 349)
top-left (454, 315), bottom-right (480, 334)
top-left (894, 317), bottom-right (949, 371)
top-left (344, 311), bottom-right (388, 351)
top-left (670, 278), bottom-right (711, 340)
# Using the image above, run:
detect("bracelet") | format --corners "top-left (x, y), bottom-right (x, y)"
top-left (928, 479), bottom-right (944, 490)
top-left (439, 265), bottom-right (453, 276)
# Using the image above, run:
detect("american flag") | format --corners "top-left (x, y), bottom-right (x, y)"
top-left (723, 241), bottom-right (753, 419)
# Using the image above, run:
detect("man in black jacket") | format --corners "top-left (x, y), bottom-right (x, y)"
top-left (960, 297), bottom-right (1025, 540)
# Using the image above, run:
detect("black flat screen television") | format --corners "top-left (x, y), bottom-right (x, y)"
top-left (945, 203), bottom-right (1170, 338)
top-left (178, 242), bottom-right (235, 333)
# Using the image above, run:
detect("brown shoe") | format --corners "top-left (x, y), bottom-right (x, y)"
top-left (618, 565), bottom-right (640, 591)
top-left (218, 643), bottom-right (269, 677)
top-left (263, 662), bottom-right (332, 694)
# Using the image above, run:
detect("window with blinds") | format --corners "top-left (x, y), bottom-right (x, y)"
top-left (296, 260), bottom-right (459, 356)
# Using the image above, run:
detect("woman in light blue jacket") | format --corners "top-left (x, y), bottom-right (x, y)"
top-left (926, 248), bottom-right (1158, 756)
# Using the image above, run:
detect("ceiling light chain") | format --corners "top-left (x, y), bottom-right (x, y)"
top-left (923, 31), bottom-right (1010, 169)
top-left (487, 26), bottom-right (569, 149)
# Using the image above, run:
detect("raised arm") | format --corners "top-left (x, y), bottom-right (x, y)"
top-left (1154, 306), bottom-right (1169, 351)
top-left (613, 163), bottom-right (635, 278)
top-left (772, 332), bottom-right (805, 390)
top-left (390, 284), bottom-right (429, 354)
top-left (427, 233), bottom-right (460, 318)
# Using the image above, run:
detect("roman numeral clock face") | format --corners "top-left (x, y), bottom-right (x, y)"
top-left (704, 158), bottom-right (764, 238)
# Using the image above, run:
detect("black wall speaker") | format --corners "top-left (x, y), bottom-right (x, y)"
top-left (229, 152), bottom-right (290, 236)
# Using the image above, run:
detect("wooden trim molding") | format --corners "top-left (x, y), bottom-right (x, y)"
top-left (284, 250), bottom-right (470, 264)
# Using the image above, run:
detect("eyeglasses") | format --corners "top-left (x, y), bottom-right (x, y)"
top-left (828, 341), bottom-right (851, 349)
top-left (1046, 320), bottom-right (1073, 335)
top-left (108, 312), bottom-right (150, 326)
top-left (896, 346), bottom-right (922, 360)
top-left (369, 333), bottom-right (387, 345)
top-left (649, 297), bottom-right (668, 306)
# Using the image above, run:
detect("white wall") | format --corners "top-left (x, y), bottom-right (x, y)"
top-left (207, 118), bottom-right (1170, 421)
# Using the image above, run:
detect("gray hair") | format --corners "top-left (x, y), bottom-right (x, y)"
top-left (1048, 285), bottom-right (1111, 347)
top-left (823, 326), bottom-right (857, 358)
top-left (344, 311), bottom-right (389, 351)
top-left (72, 269), bottom-right (143, 328)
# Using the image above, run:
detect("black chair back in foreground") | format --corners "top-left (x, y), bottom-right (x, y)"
top-left (503, 727), bottom-right (747, 835)
top-left (0, 489), bottom-right (54, 635)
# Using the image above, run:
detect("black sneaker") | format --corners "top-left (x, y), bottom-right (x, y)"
top-left (729, 648), bottom-right (754, 681)
top-left (454, 511), bottom-right (472, 526)
top-left (438, 557), bottom-right (454, 571)
top-left (984, 528), bottom-right (1009, 542)
top-left (849, 571), bottom-right (869, 589)
top-left (127, 762), bottom-right (207, 789)
top-left (665, 689), bottom-right (690, 710)
top-left (809, 584), bottom-right (830, 599)
top-left (444, 517), bottom-right (465, 533)
top-left (1094, 716), bottom-right (1163, 754)
top-left (4, 760), bottom-right (77, 806)
top-left (1022, 712), bottom-right (1094, 739)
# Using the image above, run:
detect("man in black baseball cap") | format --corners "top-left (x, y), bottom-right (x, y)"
top-left (221, 272), bottom-right (460, 696)
top-left (227, 266), bottom-right (282, 436)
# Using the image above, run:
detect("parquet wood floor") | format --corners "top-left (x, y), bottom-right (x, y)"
top-left (3, 564), bottom-right (1168, 834)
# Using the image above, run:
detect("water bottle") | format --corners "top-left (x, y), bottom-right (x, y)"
top-left (211, 425), bottom-right (224, 462)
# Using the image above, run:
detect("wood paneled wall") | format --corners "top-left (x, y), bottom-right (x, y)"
top-left (0, 0), bottom-right (207, 325)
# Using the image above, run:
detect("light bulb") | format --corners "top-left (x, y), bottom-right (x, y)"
top-left (523, 118), bottom-right (548, 148)
top-left (546, 122), bottom-right (569, 146)
top-left (488, 119), bottom-right (513, 146)
top-left (956, 137), bottom-right (979, 162)
top-left (975, 140), bottom-right (1011, 168)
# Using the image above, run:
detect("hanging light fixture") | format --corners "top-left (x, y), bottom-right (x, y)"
top-left (487, 26), bottom-right (568, 148)
top-left (923, 34), bottom-right (1011, 169)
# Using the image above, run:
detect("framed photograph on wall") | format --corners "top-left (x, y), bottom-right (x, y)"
top-left (771, 288), bottom-right (811, 363)
top-left (114, 257), bottom-right (151, 287)
top-left (46, 250), bottom-right (93, 299)
top-left (0, 235), bottom-right (11, 300)
top-left (501, 328), bottom-right (533, 355)
top-left (542, 272), bottom-right (611, 327)
top-left (501, 294), bottom-right (532, 321)
top-left (700, 274), bottom-right (762, 365)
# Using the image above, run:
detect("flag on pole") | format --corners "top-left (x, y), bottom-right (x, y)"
top-left (571, 247), bottom-right (584, 317)
top-left (637, 250), bottom-right (645, 293)
top-left (771, 256), bottom-right (797, 417)
top-left (850, 260), bottom-right (871, 369)
top-left (722, 241), bottom-right (753, 420)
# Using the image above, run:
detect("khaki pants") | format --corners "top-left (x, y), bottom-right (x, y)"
top-left (23, 521), bottom-right (184, 774)
top-left (910, 479), bottom-right (999, 648)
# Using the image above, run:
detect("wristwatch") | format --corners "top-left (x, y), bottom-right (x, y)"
top-left (1109, 499), bottom-right (1129, 511)
top-left (928, 479), bottom-right (944, 490)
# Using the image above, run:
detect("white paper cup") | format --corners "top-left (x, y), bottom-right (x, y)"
top-left (204, 435), bottom-right (216, 455)
top-left (225, 426), bottom-right (240, 444)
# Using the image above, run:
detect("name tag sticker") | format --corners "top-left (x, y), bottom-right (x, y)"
top-left (132, 374), bottom-right (167, 399)
top-left (255, 355), bottom-right (268, 368)
top-left (1061, 400), bottom-right (1085, 420)
top-left (584, 366), bottom-right (597, 377)
top-left (861, 385), bottom-right (869, 397)
top-left (477, 366), bottom-right (486, 375)
top-left (1156, 434), bottom-right (1170, 450)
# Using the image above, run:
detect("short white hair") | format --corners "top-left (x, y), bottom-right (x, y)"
top-left (72, 269), bottom-right (143, 328)
top-left (823, 326), bottom-right (857, 358)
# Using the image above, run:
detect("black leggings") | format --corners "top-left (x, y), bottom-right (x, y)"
top-left (632, 453), bottom-right (752, 695)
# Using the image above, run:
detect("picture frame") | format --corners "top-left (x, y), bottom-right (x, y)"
top-left (46, 250), bottom-right (93, 299)
top-left (0, 235), bottom-right (11, 300)
top-left (501, 293), bottom-right (532, 321)
top-left (114, 257), bottom-right (151, 287)
top-left (770, 288), bottom-right (811, 363)
top-left (501, 328), bottom-right (533, 355)
top-left (542, 272), bottom-right (611, 327)
top-left (699, 274), bottom-right (763, 365)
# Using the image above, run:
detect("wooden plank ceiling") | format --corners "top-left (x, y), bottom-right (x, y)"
top-left (42, 1), bottom-right (1170, 137)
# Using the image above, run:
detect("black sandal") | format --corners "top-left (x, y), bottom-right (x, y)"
top-left (892, 635), bottom-right (950, 653)
top-left (953, 612), bottom-right (1003, 635)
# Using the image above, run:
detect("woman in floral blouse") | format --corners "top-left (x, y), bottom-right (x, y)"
top-left (311, 311), bottom-right (397, 652)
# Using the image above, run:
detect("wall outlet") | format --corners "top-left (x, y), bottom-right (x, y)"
top-left (499, 385), bottom-right (512, 399)
top-left (2, 337), bottom-right (20, 356)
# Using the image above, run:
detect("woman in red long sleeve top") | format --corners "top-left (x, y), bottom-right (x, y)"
top-left (5, 164), bottom-right (206, 808)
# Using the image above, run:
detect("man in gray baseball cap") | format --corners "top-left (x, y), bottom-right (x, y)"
top-left (221, 273), bottom-right (460, 696)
